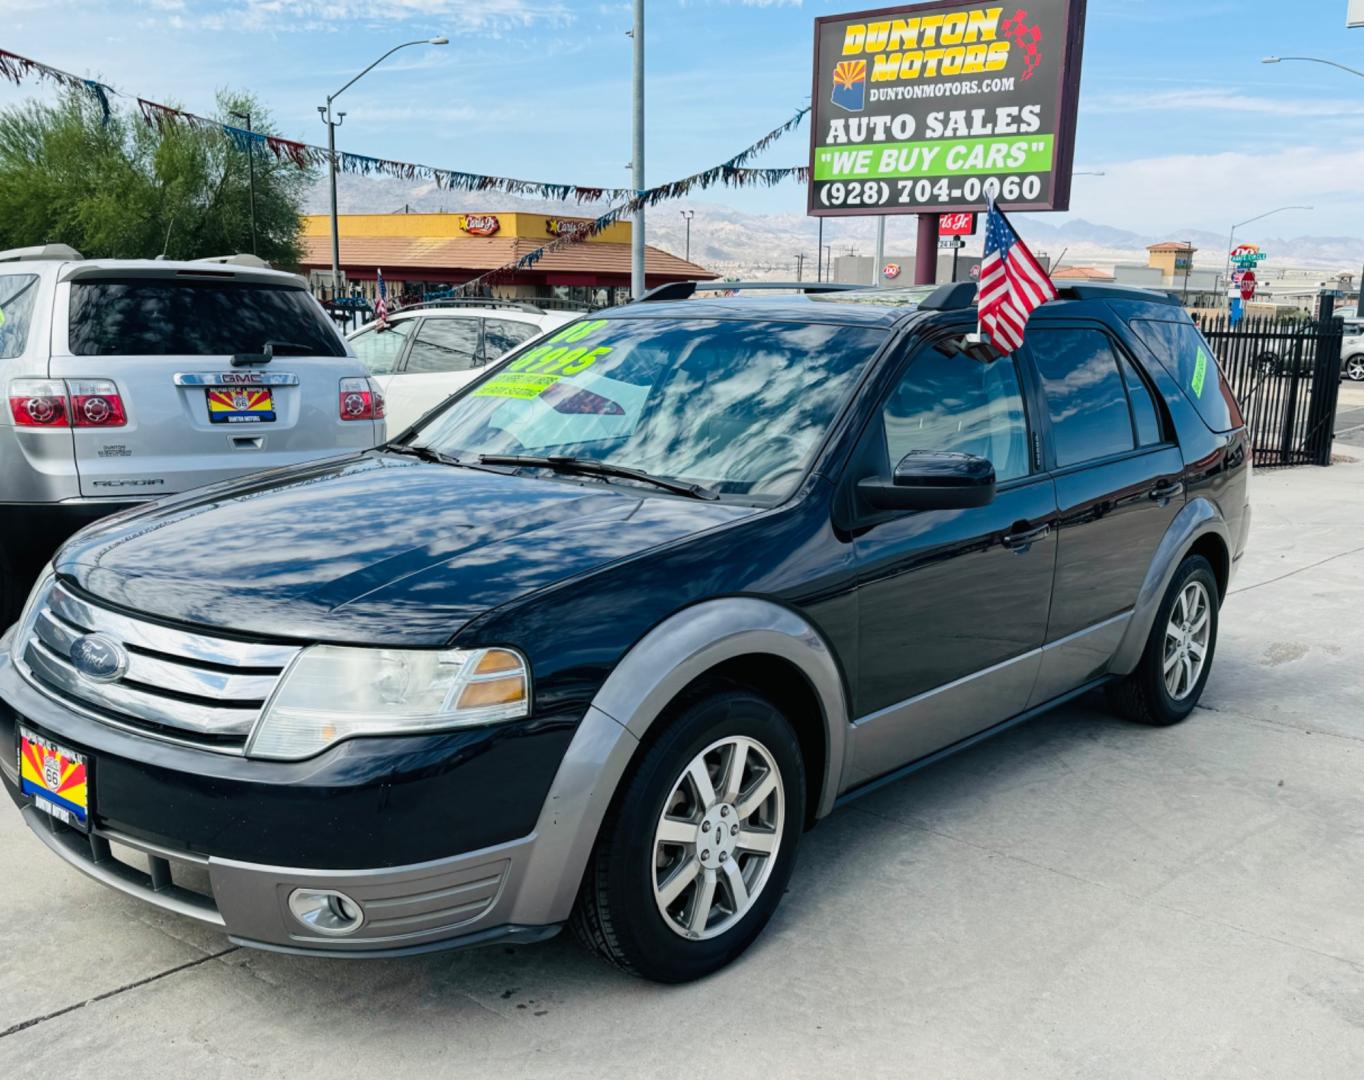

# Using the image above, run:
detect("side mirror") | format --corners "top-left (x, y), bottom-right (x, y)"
top-left (857, 451), bottom-right (996, 512)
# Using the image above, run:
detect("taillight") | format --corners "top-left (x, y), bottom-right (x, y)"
top-left (68, 379), bottom-right (127, 427)
top-left (8, 379), bottom-right (69, 427)
top-left (339, 377), bottom-right (382, 421)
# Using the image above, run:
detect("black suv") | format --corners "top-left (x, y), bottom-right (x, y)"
top-left (1, 282), bottom-right (1250, 983)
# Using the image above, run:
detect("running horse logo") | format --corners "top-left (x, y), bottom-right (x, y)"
top-left (831, 60), bottom-right (867, 112)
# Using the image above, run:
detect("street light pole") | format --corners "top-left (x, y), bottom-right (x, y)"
top-left (1263, 56), bottom-right (1362, 315)
top-left (680, 210), bottom-right (694, 263)
top-left (1223, 205), bottom-right (1312, 309)
top-left (320, 36), bottom-right (448, 300)
top-left (229, 109), bottom-right (257, 256)
top-left (631, 0), bottom-right (646, 298)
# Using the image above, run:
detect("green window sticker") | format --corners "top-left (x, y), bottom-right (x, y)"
top-left (472, 372), bottom-right (563, 399)
top-left (1191, 346), bottom-right (1209, 399)
top-left (0, 308), bottom-right (6, 328)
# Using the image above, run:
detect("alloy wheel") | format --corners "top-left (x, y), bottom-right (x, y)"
top-left (1347, 357), bottom-right (1364, 381)
top-left (651, 735), bottom-right (784, 941)
top-left (1164, 580), bottom-right (1211, 701)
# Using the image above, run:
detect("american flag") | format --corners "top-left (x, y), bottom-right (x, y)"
top-left (374, 268), bottom-right (389, 327)
top-left (976, 200), bottom-right (1056, 352)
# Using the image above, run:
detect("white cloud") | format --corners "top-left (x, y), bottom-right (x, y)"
top-left (1068, 143), bottom-right (1363, 237)
top-left (1088, 88), bottom-right (1363, 119)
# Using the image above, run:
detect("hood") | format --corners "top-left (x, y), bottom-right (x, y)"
top-left (57, 454), bottom-right (757, 645)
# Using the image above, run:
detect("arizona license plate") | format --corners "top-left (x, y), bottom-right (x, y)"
top-left (206, 386), bottom-right (275, 423)
top-left (18, 728), bottom-right (90, 830)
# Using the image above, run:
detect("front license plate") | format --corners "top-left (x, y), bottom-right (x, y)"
top-left (18, 728), bottom-right (90, 831)
top-left (206, 386), bottom-right (275, 424)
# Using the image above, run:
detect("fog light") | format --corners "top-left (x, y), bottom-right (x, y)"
top-left (287, 888), bottom-right (365, 936)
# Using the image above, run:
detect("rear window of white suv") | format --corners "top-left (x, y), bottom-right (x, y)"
top-left (68, 278), bottom-right (345, 357)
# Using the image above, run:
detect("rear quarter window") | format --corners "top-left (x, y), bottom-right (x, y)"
top-left (67, 278), bottom-right (345, 357)
top-left (1128, 319), bottom-right (1243, 433)
top-left (0, 274), bottom-right (40, 359)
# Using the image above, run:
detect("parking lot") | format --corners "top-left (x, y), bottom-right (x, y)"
top-left (2, 442), bottom-right (1362, 1078)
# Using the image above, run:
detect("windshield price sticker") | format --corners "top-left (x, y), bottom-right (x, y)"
top-left (810, 1), bottom-right (1086, 216)
top-left (474, 320), bottom-right (615, 400)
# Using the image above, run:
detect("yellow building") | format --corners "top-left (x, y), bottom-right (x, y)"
top-left (1146, 241), bottom-right (1196, 277)
top-left (299, 212), bottom-right (714, 308)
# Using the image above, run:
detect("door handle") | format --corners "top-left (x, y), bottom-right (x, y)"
top-left (1003, 523), bottom-right (1050, 550)
top-left (1149, 480), bottom-right (1184, 502)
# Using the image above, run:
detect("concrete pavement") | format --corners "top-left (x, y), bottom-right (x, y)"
top-left (2, 452), bottom-right (1363, 1079)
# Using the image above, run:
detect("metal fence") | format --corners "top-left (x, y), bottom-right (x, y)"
top-left (1199, 296), bottom-right (1344, 467)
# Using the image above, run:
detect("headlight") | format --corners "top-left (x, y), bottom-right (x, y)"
top-left (245, 645), bottom-right (530, 761)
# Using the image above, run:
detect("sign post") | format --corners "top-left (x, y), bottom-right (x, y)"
top-left (808, 0), bottom-right (1087, 285)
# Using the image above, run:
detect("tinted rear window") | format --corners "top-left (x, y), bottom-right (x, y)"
top-left (1128, 319), bottom-right (1242, 432)
top-left (0, 274), bottom-right (39, 359)
top-left (68, 278), bottom-right (345, 357)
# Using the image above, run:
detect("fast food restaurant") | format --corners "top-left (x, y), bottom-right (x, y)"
top-left (298, 212), bottom-right (716, 309)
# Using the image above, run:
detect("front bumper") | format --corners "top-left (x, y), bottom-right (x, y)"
top-left (1, 635), bottom-right (638, 956)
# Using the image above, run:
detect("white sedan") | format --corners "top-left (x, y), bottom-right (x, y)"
top-left (347, 302), bottom-right (576, 431)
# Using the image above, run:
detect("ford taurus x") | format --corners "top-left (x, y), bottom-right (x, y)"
top-left (0, 282), bottom-right (1250, 982)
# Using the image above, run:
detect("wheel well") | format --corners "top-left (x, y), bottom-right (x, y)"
top-left (1188, 533), bottom-right (1229, 603)
top-left (658, 654), bottom-right (830, 829)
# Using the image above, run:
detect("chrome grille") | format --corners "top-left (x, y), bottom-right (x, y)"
top-left (15, 579), bottom-right (300, 754)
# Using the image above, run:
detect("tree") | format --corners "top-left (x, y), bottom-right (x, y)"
top-left (0, 88), bottom-right (313, 264)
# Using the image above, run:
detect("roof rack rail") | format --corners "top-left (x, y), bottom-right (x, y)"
top-left (414, 297), bottom-right (549, 315)
top-left (636, 280), bottom-right (864, 303)
top-left (919, 282), bottom-right (978, 310)
top-left (1057, 283), bottom-right (1181, 306)
top-left (0, 243), bottom-right (83, 263)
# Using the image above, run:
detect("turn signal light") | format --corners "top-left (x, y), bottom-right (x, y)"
top-left (69, 380), bottom-right (127, 427)
top-left (339, 377), bottom-right (383, 421)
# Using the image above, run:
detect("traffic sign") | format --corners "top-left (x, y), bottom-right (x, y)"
top-left (938, 237), bottom-right (966, 250)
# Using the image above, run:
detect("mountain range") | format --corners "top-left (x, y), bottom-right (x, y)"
top-left (307, 175), bottom-right (1362, 277)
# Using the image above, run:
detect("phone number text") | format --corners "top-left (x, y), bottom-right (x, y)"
top-left (816, 174), bottom-right (1045, 209)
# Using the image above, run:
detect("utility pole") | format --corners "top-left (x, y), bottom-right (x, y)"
top-left (229, 109), bottom-right (257, 256)
top-left (795, 253), bottom-right (806, 281)
top-left (630, 0), bottom-right (646, 298)
top-left (816, 218), bottom-right (824, 282)
top-left (680, 210), bottom-right (694, 263)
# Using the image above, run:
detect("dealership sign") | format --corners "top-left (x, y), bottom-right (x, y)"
top-left (809, 0), bottom-right (1087, 217)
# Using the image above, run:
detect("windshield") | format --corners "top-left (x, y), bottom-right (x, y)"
top-left (410, 316), bottom-right (887, 500)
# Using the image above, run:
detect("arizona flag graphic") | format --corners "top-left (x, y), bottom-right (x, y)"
top-left (20, 735), bottom-right (88, 825)
top-left (206, 387), bottom-right (276, 423)
top-left (831, 60), bottom-right (866, 112)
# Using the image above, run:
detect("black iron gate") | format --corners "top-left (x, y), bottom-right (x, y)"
top-left (1200, 295), bottom-right (1344, 467)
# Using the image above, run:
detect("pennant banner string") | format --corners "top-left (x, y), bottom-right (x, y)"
top-left (0, 46), bottom-right (809, 207)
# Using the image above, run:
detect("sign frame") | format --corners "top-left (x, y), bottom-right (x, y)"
top-left (807, 0), bottom-right (1089, 218)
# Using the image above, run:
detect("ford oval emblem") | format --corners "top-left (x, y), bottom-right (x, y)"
top-left (69, 634), bottom-right (128, 683)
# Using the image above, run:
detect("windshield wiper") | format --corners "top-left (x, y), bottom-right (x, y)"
top-left (263, 340), bottom-right (315, 356)
top-left (380, 443), bottom-right (466, 468)
top-left (478, 454), bottom-right (720, 501)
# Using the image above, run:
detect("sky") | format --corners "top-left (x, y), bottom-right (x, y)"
top-left (3, 0), bottom-right (1364, 246)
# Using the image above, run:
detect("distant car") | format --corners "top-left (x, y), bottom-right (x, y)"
top-left (348, 301), bottom-right (576, 430)
top-left (0, 245), bottom-right (385, 624)
top-left (1341, 333), bottom-right (1364, 381)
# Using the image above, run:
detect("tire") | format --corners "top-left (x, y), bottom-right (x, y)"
top-left (570, 688), bottom-right (805, 983)
top-left (1106, 554), bottom-right (1219, 727)
top-left (1345, 355), bottom-right (1364, 382)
